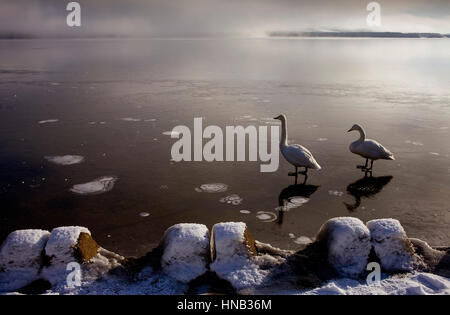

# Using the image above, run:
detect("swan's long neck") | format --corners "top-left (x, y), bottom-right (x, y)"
top-left (357, 127), bottom-right (366, 142)
top-left (280, 119), bottom-right (288, 147)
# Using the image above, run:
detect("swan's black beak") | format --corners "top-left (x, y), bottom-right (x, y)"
top-left (274, 115), bottom-right (281, 120)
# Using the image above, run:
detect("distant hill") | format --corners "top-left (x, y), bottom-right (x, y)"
top-left (268, 31), bottom-right (449, 38)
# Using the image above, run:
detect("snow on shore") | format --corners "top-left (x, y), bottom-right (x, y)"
top-left (303, 272), bottom-right (450, 295)
top-left (0, 218), bottom-right (449, 295)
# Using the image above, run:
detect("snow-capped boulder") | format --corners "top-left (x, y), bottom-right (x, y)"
top-left (0, 229), bottom-right (50, 292)
top-left (44, 226), bottom-right (98, 265)
top-left (161, 223), bottom-right (210, 283)
top-left (316, 217), bottom-right (371, 277)
top-left (41, 226), bottom-right (124, 287)
top-left (210, 222), bottom-right (273, 291)
top-left (367, 219), bottom-right (417, 272)
top-left (211, 222), bottom-right (257, 262)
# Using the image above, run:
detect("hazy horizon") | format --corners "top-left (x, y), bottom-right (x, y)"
top-left (1, 0), bottom-right (449, 38)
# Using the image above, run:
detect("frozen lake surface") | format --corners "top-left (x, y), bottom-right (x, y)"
top-left (0, 38), bottom-right (449, 256)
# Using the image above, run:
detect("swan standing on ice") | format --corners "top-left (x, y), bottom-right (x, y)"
top-left (347, 124), bottom-right (395, 171)
top-left (274, 114), bottom-right (321, 183)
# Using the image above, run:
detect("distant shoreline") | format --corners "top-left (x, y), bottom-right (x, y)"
top-left (268, 31), bottom-right (450, 39)
top-left (1, 31), bottom-right (449, 40)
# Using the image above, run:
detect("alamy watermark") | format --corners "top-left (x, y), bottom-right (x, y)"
top-left (66, 262), bottom-right (82, 288)
top-left (170, 118), bottom-right (280, 172)
top-left (366, 262), bottom-right (381, 285)
top-left (66, 2), bottom-right (81, 27)
top-left (366, 2), bottom-right (381, 27)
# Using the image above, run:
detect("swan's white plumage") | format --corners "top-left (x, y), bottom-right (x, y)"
top-left (281, 144), bottom-right (322, 169)
top-left (275, 114), bottom-right (321, 170)
top-left (348, 124), bottom-right (395, 161)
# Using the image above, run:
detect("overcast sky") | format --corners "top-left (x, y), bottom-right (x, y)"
top-left (1, 0), bottom-right (449, 37)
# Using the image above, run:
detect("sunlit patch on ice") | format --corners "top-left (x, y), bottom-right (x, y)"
top-left (70, 176), bottom-right (118, 195)
top-left (317, 138), bottom-right (328, 142)
top-left (139, 212), bottom-right (150, 217)
top-left (293, 236), bottom-right (313, 245)
top-left (329, 190), bottom-right (344, 197)
top-left (120, 117), bottom-right (141, 122)
top-left (439, 126), bottom-right (448, 130)
top-left (195, 183), bottom-right (228, 193)
top-left (256, 211), bottom-right (277, 222)
top-left (162, 131), bottom-right (180, 137)
top-left (429, 152), bottom-right (440, 156)
top-left (45, 155), bottom-right (84, 166)
top-left (219, 194), bottom-right (243, 205)
top-left (288, 233), bottom-right (295, 239)
top-left (38, 119), bottom-right (58, 124)
top-left (240, 210), bottom-right (251, 214)
top-left (145, 119), bottom-right (157, 122)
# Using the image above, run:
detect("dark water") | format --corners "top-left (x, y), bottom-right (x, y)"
top-left (0, 38), bottom-right (449, 256)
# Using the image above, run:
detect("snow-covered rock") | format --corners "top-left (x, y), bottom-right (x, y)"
top-left (316, 217), bottom-right (371, 277)
top-left (41, 226), bottom-right (122, 287)
top-left (44, 226), bottom-right (97, 264)
top-left (367, 219), bottom-right (417, 272)
top-left (0, 229), bottom-right (50, 292)
top-left (161, 223), bottom-right (210, 283)
top-left (211, 222), bottom-right (257, 262)
top-left (210, 222), bottom-right (279, 291)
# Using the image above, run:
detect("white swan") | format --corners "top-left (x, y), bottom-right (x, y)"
top-left (347, 123), bottom-right (395, 171)
top-left (274, 114), bottom-right (321, 182)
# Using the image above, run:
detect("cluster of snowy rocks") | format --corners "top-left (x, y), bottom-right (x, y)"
top-left (0, 217), bottom-right (449, 294)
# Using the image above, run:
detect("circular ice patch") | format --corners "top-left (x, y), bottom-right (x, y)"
top-left (294, 236), bottom-right (312, 245)
top-left (139, 212), bottom-right (150, 217)
top-left (278, 196), bottom-right (310, 211)
top-left (70, 176), bottom-right (118, 195)
top-left (328, 190), bottom-right (344, 197)
top-left (45, 155), bottom-right (84, 166)
top-left (196, 183), bottom-right (228, 193)
top-left (256, 211), bottom-right (277, 222)
top-left (219, 194), bottom-right (243, 205)
top-left (288, 196), bottom-right (310, 206)
top-left (240, 210), bottom-right (251, 214)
